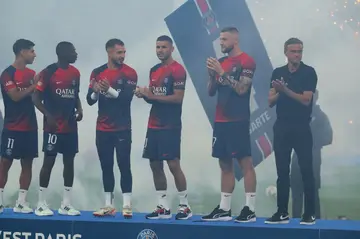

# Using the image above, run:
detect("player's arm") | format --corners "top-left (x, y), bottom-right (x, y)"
top-left (76, 96), bottom-right (83, 111)
top-left (140, 69), bottom-right (156, 104)
top-left (75, 76), bottom-right (83, 113)
top-left (268, 88), bottom-right (279, 108)
top-left (86, 71), bottom-right (99, 106)
top-left (219, 61), bottom-right (256, 96)
top-left (32, 71), bottom-right (58, 130)
top-left (143, 96), bottom-right (156, 104)
top-left (114, 70), bottom-right (138, 103)
top-left (207, 72), bottom-right (218, 97)
top-left (0, 71), bottom-right (36, 102)
top-left (283, 68), bottom-right (318, 106)
top-left (148, 89), bottom-right (184, 104)
top-left (268, 69), bottom-right (279, 108)
top-left (32, 71), bottom-right (52, 117)
top-left (221, 73), bottom-right (252, 96)
top-left (147, 67), bottom-right (186, 104)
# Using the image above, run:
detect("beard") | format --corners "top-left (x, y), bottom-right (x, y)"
top-left (222, 46), bottom-right (234, 54)
top-left (111, 58), bottom-right (123, 66)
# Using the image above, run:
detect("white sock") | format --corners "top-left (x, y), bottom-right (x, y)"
top-left (219, 192), bottom-right (232, 211)
top-left (245, 192), bottom-right (256, 211)
top-left (105, 192), bottom-right (114, 207)
top-left (0, 188), bottom-right (3, 205)
top-left (123, 193), bottom-right (132, 207)
top-left (178, 190), bottom-right (188, 206)
top-left (38, 187), bottom-right (47, 204)
top-left (63, 187), bottom-right (72, 205)
top-left (18, 189), bottom-right (27, 203)
top-left (156, 190), bottom-right (169, 209)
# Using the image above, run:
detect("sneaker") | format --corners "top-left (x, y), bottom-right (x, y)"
top-left (0, 205), bottom-right (4, 214)
top-left (35, 202), bottom-right (54, 216)
top-left (201, 205), bottom-right (232, 221)
top-left (145, 205), bottom-right (171, 220)
top-left (93, 206), bottom-right (116, 217)
top-left (234, 206), bottom-right (256, 223)
top-left (265, 212), bottom-right (289, 224)
top-left (122, 205), bottom-right (132, 218)
top-left (175, 204), bottom-right (193, 220)
top-left (300, 214), bottom-right (316, 225)
top-left (13, 201), bottom-right (33, 214)
top-left (58, 204), bottom-right (81, 216)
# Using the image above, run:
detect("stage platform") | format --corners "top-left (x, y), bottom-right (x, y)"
top-left (1, 209), bottom-right (360, 239)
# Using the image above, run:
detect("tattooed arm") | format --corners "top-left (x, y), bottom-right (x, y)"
top-left (207, 56), bottom-right (256, 96)
top-left (219, 73), bottom-right (253, 96)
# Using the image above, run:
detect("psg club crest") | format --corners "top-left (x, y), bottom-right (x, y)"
top-left (137, 229), bottom-right (158, 239)
top-left (165, 0), bottom-right (276, 180)
top-left (194, 0), bottom-right (220, 35)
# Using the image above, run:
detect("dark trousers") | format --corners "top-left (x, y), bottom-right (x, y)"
top-left (273, 120), bottom-right (315, 216)
top-left (291, 149), bottom-right (322, 218)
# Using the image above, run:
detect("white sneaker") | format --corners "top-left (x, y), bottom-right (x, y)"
top-left (93, 206), bottom-right (116, 217)
top-left (58, 204), bottom-right (80, 216)
top-left (0, 205), bottom-right (4, 214)
top-left (35, 202), bottom-right (54, 216)
top-left (13, 201), bottom-right (33, 214)
top-left (122, 205), bottom-right (133, 218)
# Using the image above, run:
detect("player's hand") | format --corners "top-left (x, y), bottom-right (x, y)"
top-left (206, 59), bottom-right (216, 77)
top-left (207, 57), bottom-right (224, 76)
top-left (134, 86), bottom-right (144, 98)
top-left (33, 73), bottom-right (41, 84)
top-left (99, 79), bottom-right (110, 92)
top-left (75, 109), bottom-right (83, 122)
top-left (139, 87), bottom-right (154, 99)
top-left (91, 79), bottom-right (101, 93)
top-left (272, 77), bottom-right (286, 92)
top-left (46, 114), bottom-right (58, 131)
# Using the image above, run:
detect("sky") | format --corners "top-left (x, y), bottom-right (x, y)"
top-left (0, 0), bottom-right (359, 216)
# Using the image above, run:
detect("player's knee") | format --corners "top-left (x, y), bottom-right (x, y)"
top-left (167, 159), bottom-right (181, 175)
top-left (42, 156), bottom-right (56, 170)
top-left (117, 157), bottom-right (131, 171)
top-left (20, 159), bottom-right (33, 170)
top-left (219, 159), bottom-right (233, 173)
top-left (238, 156), bottom-right (254, 172)
top-left (100, 160), bottom-right (113, 173)
top-left (63, 156), bottom-right (75, 169)
top-left (0, 158), bottom-right (12, 171)
top-left (150, 160), bottom-right (164, 174)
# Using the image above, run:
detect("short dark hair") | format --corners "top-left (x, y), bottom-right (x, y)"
top-left (221, 26), bottom-right (239, 34)
top-left (284, 38), bottom-right (303, 52)
top-left (56, 41), bottom-right (74, 56)
top-left (13, 39), bottom-right (35, 55)
top-left (156, 35), bottom-right (173, 44)
top-left (105, 39), bottom-right (124, 50)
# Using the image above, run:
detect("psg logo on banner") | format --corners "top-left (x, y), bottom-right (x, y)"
top-left (194, 0), bottom-right (220, 35)
top-left (165, 0), bottom-right (276, 180)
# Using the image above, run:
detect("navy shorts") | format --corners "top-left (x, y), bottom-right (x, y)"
top-left (43, 131), bottom-right (78, 156)
top-left (212, 121), bottom-right (251, 160)
top-left (142, 128), bottom-right (181, 161)
top-left (96, 130), bottom-right (132, 163)
top-left (1, 129), bottom-right (38, 159)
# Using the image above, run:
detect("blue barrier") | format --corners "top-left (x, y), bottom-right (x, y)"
top-left (1, 209), bottom-right (360, 239)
